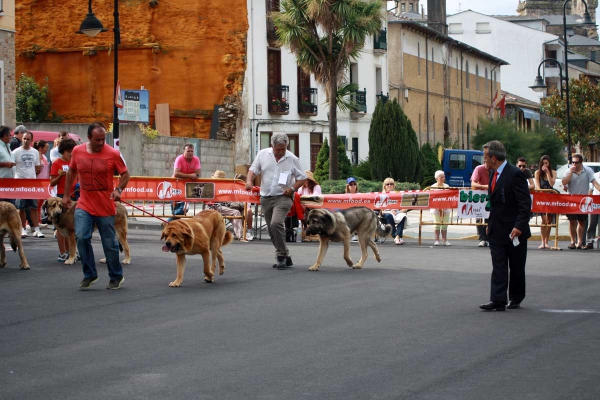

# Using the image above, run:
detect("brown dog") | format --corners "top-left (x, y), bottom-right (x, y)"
top-left (0, 202), bottom-right (30, 270)
top-left (161, 209), bottom-right (233, 287)
top-left (43, 197), bottom-right (131, 265)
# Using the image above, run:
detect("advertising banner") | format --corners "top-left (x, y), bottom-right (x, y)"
top-left (299, 190), bottom-right (458, 210)
top-left (458, 190), bottom-right (490, 219)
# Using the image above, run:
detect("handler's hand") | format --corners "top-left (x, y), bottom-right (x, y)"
top-left (61, 195), bottom-right (72, 210)
top-left (284, 188), bottom-right (295, 197)
top-left (245, 182), bottom-right (253, 191)
top-left (509, 228), bottom-right (522, 240)
top-left (111, 189), bottom-right (122, 202)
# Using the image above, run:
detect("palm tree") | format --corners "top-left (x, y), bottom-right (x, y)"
top-left (272, 0), bottom-right (384, 179)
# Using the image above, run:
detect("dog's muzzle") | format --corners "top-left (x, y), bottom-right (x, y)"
top-left (162, 241), bottom-right (180, 253)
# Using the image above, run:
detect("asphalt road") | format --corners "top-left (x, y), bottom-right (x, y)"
top-left (1, 230), bottom-right (600, 400)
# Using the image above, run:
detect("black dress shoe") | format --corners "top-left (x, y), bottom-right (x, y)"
top-left (507, 301), bottom-right (521, 309)
top-left (273, 256), bottom-right (289, 269)
top-left (286, 256), bottom-right (293, 266)
top-left (479, 301), bottom-right (506, 311)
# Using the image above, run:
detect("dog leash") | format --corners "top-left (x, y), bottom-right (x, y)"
top-left (119, 200), bottom-right (171, 224)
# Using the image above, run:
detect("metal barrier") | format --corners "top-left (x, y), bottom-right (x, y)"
top-left (417, 187), bottom-right (561, 248)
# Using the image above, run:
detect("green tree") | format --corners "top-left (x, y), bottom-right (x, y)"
top-left (541, 76), bottom-right (600, 151)
top-left (16, 73), bottom-right (62, 123)
top-left (420, 142), bottom-right (441, 188)
top-left (272, 0), bottom-right (384, 179)
top-left (315, 138), bottom-right (352, 183)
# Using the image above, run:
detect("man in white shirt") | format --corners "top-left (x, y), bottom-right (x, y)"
top-left (12, 131), bottom-right (44, 238)
top-left (246, 133), bottom-right (306, 269)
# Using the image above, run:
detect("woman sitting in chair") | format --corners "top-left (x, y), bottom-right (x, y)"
top-left (298, 171), bottom-right (321, 242)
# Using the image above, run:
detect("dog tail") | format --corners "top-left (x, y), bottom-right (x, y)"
top-left (222, 231), bottom-right (234, 246)
top-left (118, 242), bottom-right (123, 252)
top-left (10, 236), bottom-right (19, 252)
top-left (376, 222), bottom-right (392, 238)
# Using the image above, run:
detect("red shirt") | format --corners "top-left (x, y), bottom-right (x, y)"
top-left (70, 144), bottom-right (128, 216)
top-left (50, 158), bottom-right (77, 196)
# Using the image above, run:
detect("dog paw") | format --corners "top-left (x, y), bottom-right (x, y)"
top-left (0, 262), bottom-right (6, 268)
top-left (352, 264), bottom-right (362, 269)
top-left (20, 264), bottom-right (30, 270)
top-left (168, 281), bottom-right (182, 287)
top-left (345, 260), bottom-right (354, 268)
top-left (64, 259), bottom-right (76, 265)
top-left (375, 255), bottom-right (381, 262)
top-left (122, 259), bottom-right (131, 265)
top-left (204, 275), bottom-right (214, 283)
top-left (99, 258), bottom-right (107, 264)
top-left (219, 266), bottom-right (225, 275)
top-left (308, 265), bottom-right (320, 271)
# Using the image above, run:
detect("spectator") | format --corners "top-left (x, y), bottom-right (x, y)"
top-left (208, 170), bottom-right (251, 242)
top-left (9, 125), bottom-right (27, 151)
top-left (561, 153), bottom-right (600, 249)
top-left (586, 169), bottom-right (600, 250)
top-left (517, 157), bottom-right (535, 190)
top-left (533, 155), bottom-right (557, 249)
top-left (430, 170), bottom-right (451, 246)
top-left (0, 126), bottom-right (16, 206)
top-left (169, 143), bottom-right (200, 222)
top-left (49, 131), bottom-right (70, 162)
top-left (50, 138), bottom-right (78, 261)
top-left (471, 163), bottom-right (490, 247)
top-left (62, 122), bottom-right (130, 290)
top-left (380, 178), bottom-right (408, 245)
top-left (34, 139), bottom-right (50, 229)
top-left (346, 177), bottom-right (360, 242)
top-left (12, 131), bottom-right (44, 238)
top-left (298, 170), bottom-right (321, 242)
top-left (245, 133), bottom-right (306, 269)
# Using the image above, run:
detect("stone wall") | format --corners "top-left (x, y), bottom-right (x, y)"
top-left (1, 30), bottom-right (16, 127)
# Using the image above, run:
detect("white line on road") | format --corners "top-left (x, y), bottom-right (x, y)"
top-left (540, 309), bottom-right (600, 314)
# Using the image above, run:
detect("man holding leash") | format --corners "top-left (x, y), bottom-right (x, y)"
top-left (62, 123), bottom-right (130, 290)
top-left (246, 133), bottom-right (306, 269)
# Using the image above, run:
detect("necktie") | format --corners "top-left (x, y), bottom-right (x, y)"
top-left (491, 170), bottom-right (498, 192)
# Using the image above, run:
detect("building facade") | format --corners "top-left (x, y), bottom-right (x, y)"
top-left (388, 17), bottom-right (506, 149)
top-left (239, 0), bottom-right (388, 170)
top-left (0, 0), bottom-right (16, 127)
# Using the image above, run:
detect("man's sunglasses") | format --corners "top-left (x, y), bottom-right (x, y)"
top-left (572, 161), bottom-right (581, 164)
top-left (517, 165), bottom-right (527, 168)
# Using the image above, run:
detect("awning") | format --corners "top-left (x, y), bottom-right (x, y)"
top-left (519, 107), bottom-right (540, 121)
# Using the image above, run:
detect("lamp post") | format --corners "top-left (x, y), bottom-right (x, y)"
top-left (77, 0), bottom-right (121, 142)
top-left (529, 58), bottom-right (564, 99)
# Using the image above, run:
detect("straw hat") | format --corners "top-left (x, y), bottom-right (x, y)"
top-left (212, 170), bottom-right (227, 179)
top-left (305, 170), bottom-right (318, 184)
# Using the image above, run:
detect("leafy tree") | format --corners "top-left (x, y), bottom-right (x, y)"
top-left (352, 157), bottom-right (372, 180)
top-left (541, 76), bottom-right (600, 152)
top-left (272, 0), bottom-right (384, 179)
top-left (368, 98), bottom-right (419, 182)
top-left (16, 73), bottom-right (62, 123)
top-left (420, 142), bottom-right (441, 188)
top-left (314, 138), bottom-right (352, 183)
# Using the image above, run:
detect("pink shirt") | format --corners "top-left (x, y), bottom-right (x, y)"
top-left (173, 155), bottom-right (201, 174)
top-left (471, 165), bottom-right (490, 186)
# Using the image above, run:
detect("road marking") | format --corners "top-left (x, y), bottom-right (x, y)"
top-left (540, 309), bottom-right (600, 314)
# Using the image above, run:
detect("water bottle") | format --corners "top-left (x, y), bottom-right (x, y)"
top-left (296, 222), bottom-right (302, 242)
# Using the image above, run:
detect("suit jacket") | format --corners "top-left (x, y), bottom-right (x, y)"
top-left (488, 163), bottom-right (531, 244)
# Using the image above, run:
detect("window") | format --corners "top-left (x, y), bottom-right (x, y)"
top-left (350, 63), bottom-right (358, 84)
top-left (409, 3), bottom-right (414, 12)
top-left (417, 42), bottom-right (421, 76)
top-left (401, 3), bottom-right (406, 12)
top-left (260, 132), bottom-right (299, 157)
top-left (475, 22), bottom-right (491, 34)
top-left (449, 23), bottom-right (463, 34)
top-left (0, 1), bottom-right (4, 13)
top-left (485, 67), bottom-right (488, 95)
top-left (466, 61), bottom-right (470, 89)
top-left (375, 67), bottom-right (382, 96)
top-left (431, 47), bottom-right (435, 80)
top-left (473, 154), bottom-right (483, 168)
top-left (449, 153), bottom-right (466, 170)
top-left (456, 57), bottom-right (459, 85)
top-left (475, 64), bottom-right (479, 91)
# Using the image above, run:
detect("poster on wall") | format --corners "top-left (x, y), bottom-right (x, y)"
top-left (117, 89), bottom-right (150, 123)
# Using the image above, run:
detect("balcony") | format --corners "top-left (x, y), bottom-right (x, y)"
top-left (374, 29), bottom-right (387, 54)
top-left (350, 88), bottom-right (367, 119)
top-left (376, 91), bottom-right (389, 104)
top-left (298, 87), bottom-right (318, 116)
top-left (268, 85), bottom-right (290, 115)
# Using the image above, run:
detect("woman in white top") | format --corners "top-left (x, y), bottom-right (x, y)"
top-left (430, 170), bottom-right (451, 246)
top-left (298, 171), bottom-right (321, 242)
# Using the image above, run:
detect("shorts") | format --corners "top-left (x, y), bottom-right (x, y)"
top-left (16, 199), bottom-right (37, 210)
top-left (567, 213), bottom-right (588, 222)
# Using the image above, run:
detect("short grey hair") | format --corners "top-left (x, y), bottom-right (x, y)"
top-left (14, 125), bottom-right (27, 134)
top-left (483, 140), bottom-right (506, 162)
top-left (271, 132), bottom-right (289, 147)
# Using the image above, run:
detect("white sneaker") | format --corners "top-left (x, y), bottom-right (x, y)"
top-left (21, 228), bottom-right (28, 238)
top-left (33, 229), bottom-right (45, 238)
top-left (433, 240), bottom-right (440, 246)
top-left (351, 234), bottom-right (358, 242)
top-left (25, 225), bottom-right (32, 234)
top-left (478, 240), bottom-right (486, 247)
top-left (245, 232), bottom-right (254, 241)
top-left (38, 223), bottom-right (48, 229)
top-left (444, 241), bottom-right (451, 246)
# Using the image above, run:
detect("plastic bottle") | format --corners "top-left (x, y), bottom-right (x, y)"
top-left (296, 221), bottom-right (302, 242)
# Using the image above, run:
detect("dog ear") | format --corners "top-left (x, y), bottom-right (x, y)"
top-left (181, 225), bottom-right (195, 251)
top-left (41, 200), bottom-right (48, 213)
top-left (160, 226), bottom-right (168, 240)
top-left (322, 211), bottom-right (337, 236)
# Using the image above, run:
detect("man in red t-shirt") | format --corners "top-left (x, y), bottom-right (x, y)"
top-left (471, 163), bottom-right (490, 247)
top-left (62, 123), bottom-right (130, 290)
top-left (168, 143), bottom-right (201, 221)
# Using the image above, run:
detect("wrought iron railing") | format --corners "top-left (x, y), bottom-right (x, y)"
top-left (374, 29), bottom-right (387, 51)
top-left (352, 88), bottom-right (367, 113)
top-left (268, 85), bottom-right (290, 114)
top-left (298, 87), bottom-right (318, 115)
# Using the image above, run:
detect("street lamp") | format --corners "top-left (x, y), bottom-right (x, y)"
top-left (77, 0), bottom-right (121, 141)
top-left (560, 0), bottom-right (595, 164)
top-left (529, 58), bottom-right (564, 99)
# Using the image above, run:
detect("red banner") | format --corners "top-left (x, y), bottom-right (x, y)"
top-left (2, 178), bottom-right (600, 215)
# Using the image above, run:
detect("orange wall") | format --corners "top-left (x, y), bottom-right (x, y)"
top-left (15, 0), bottom-right (248, 138)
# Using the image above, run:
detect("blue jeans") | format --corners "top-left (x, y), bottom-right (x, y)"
top-left (75, 208), bottom-right (123, 280)
top-left (168, 202), bottom-right (186, 222)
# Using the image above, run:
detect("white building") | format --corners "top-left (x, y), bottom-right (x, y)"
top-left (238, 0), bottom-right (388, 170)
top-left (447, 10), bottom-right (559, 104)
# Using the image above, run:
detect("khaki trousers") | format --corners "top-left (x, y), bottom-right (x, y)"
top-left (260, 195), bottom-right (293, 258)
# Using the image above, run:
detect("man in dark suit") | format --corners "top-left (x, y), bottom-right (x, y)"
top-left (480, 141), bottom-right (531, 311)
